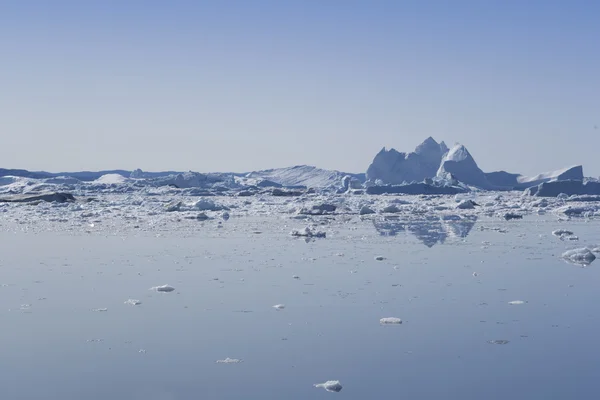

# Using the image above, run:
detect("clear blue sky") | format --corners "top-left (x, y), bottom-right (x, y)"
top-left (1, 0), bottom-right (598, 176)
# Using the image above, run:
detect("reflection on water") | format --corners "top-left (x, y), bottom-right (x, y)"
top-left (373, 214), bottom-right (478, 247)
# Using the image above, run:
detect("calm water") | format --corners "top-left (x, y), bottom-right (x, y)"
top-left (1, 215), bottom-right (599, 399)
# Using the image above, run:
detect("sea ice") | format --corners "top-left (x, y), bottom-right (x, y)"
top-left (150, 284), bottom-right (175, 292)
top-left (562, 248), bottom-right (596, 266)
top-left (124, 299), bottom-right (142, 306)
top-left (272, 304), bottom-right (285, 310)
top-left (379, 317), bottom-right (402, 324)
top-left (314, 380), bottom-right (343, 393)
top-left (488, 340), bottom-right (510, 345)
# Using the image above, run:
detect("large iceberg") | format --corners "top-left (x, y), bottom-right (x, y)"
top-left (366, 137), bottom-right (448, 184)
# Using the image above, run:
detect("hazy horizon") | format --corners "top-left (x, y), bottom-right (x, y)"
top-left (1, 1), bottom-right (599, 176)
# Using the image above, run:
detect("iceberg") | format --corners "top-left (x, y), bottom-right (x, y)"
top-left (366, 137), bottom-right (448, 184)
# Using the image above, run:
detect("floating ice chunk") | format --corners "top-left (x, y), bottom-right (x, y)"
top-left (503, 212), bottom-right (523, 220)
top-left (292, 275), bottom-right (300, 280)
top-left (195, 212), bottom-right (211, 221)
top-left (382, 204), bottom-right (401, 213)
top-left (374, 256), bottom-right (385, 261)
top-left (359, 205), bottom-right (376, 215)
top-left (273, 304), bottom-right (285, 310)
top-left (456, 199), bottom-right (477, 209)
top-left (194, 199), bottom-right (227, 211)
top-left (508, 300), bottom-right (526, 305)
top-left (553, 229), bottom-right (574, 237)
top-left (216, 357), bottom-right (243, 364)
top-left (150, 284), bottom-right (175, 292)
top-left (124, 299), bottom-right (142, 306)
top-left (488, 340), bottom-right (510, 345)
top-left (92, 308), bottom-right (108, 312)
top-left (290, 226), bottom-right (326, 238)
top-left (298, 203), bottom-right (337, 215)
top-left (592, 247), bottom-right (600, 254)
top-left (552, 229), bottom-right (577, 241)
top-left (562, 248), bottom-right (596, 266)
top-left (380, 317), bottom-right (402, 324)
top-left (314, 380), bottom-right (343, 393)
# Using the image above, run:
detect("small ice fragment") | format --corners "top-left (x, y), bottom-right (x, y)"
top-left (374, 256), bottom-right (385, 261)
top-left (139, 349), bottom-right (147, 354)
top-left (124, 299), bottom-right (142, 306)
top-left (508, 300), bottom-right (526, 305)
top-left (561, 248), bottom-right (596, 266)
top-left (552, 229), bottom-right (577, 241)
top-left (273, 304), bottom-right (285, 310)
top-left (472, 272), bottom-right (479, 277)
top-left (359, 205), bottom-right (376, 215)
top-left (216, 357), bottom-right (242, 364)
top-left (150, 284), bottom-right (175, 292)
top-left (488, 340), bottom-right (510, 345)
top-left (314, 380), bottom-right (343, 393)
top-left (195, 212), bottom-right (210, 221)
top-left (456, 199), bottom-right (477, 209)
top-left (380, 317), bottom-right (402, 324)
top-left (292, 275), bottom-right (300, 279)
top-left (92, 308), bottom-right (108, 312)
top-left (382, 204), bottom-right (401, 213)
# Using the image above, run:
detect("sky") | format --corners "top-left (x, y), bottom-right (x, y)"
top-left (1, 0), bottom-right (599, 176)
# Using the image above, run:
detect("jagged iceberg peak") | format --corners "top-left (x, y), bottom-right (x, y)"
top-left (414, 136), bottom-right (446, 155)
top-left (443, 143), bottom-right (472, 163)
top-left (366, 137), bottom-right (450, 185)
